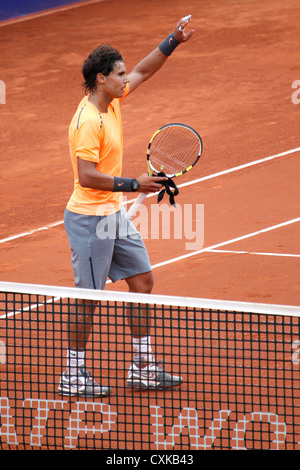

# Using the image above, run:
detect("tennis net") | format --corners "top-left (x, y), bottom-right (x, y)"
top-left (0, 281), bottom-right (299, 451)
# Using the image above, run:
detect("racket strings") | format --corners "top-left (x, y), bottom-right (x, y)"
top-left (149, 126), bottom-right (201, 176)
top-left (151, 152), bottom-right (186, 175)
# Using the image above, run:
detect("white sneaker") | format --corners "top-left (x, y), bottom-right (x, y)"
top-left (127, 362), bottom-right (183, 390)
top-left (58, 366), bottom-right (110, 397)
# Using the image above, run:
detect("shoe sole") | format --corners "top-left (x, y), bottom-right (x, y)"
top-left (58, 385), bottom-right (111, 397)
top-left (127, 380), bottom-right (182, 390)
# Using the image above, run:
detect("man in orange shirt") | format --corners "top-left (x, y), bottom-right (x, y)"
top-left (59, 17), bottom-right (195, 397)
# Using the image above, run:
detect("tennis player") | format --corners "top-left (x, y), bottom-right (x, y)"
top-left (58, 16), bottom-right (195, 397)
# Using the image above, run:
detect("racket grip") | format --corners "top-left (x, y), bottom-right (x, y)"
top-left (126, 193), bottom-right (147, 220)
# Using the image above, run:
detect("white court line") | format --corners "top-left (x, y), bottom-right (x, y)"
top-left (1, 147), bottom-right (300, 245)
top-left (208, 249), bottom-right (300, 258)
top-left (176, 146), bottom-right (300, 190)
top-left (1, 296), bottom-right (61, 319)
top-left (0, 221), bottom-right (63, 244)
top-left (0, 0), bottom-right (105, 27)
top-left (148, 217), bottom-right (300, 270)
top-left (2, 216), bottom-right (299, 317)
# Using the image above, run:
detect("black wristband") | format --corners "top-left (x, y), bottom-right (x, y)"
top-left (112, 176), bottom-right (136, 192)
top-left (158, 33), bottom-right (180, 56)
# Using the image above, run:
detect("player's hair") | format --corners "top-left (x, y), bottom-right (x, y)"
top-left (81, 45), bottom-right (124, 93)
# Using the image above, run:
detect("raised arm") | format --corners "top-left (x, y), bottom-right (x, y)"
top-left (127, 16), bottom-right (195, 94)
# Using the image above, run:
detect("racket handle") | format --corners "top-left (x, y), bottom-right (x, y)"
top-left (126, 193), bottom-right (147, 220)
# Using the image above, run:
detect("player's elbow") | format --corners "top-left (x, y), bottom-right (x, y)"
top-left (77, 158), bottom-right (94, 188)
top-left (77, 168), bottom-right (89, 187)
top-left (78, 175), bottom-right (89, 188)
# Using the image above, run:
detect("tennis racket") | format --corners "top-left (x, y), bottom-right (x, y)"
top-left (126, 123), bottom-right (203, 220)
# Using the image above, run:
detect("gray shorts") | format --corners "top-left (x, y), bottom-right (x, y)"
top-left (64, 208), bottom-right (152, 290)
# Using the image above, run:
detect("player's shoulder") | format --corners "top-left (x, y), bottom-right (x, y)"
top-left (75, 98), bottom-right (102, 131)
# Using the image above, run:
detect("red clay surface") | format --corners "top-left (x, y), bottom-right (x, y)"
top-left (1, 0), bottom-right (300, 452)
top-left (0, 0), bottom-right (300, 307)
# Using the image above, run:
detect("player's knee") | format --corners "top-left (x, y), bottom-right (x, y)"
top-left (142, 271), bottom-right (154, 293)
top-left (126, 271), bottom-right (154, 294)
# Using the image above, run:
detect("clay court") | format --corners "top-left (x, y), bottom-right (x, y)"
top-left (0, 0), bottom-right (299, 306)
top-left (0, 0), bottom-right (299, 452)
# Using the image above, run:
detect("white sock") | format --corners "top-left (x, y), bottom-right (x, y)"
top-left (132, 336), bottom-right (153, 365)
top-left (67, 349), bottom-right (85, 376)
